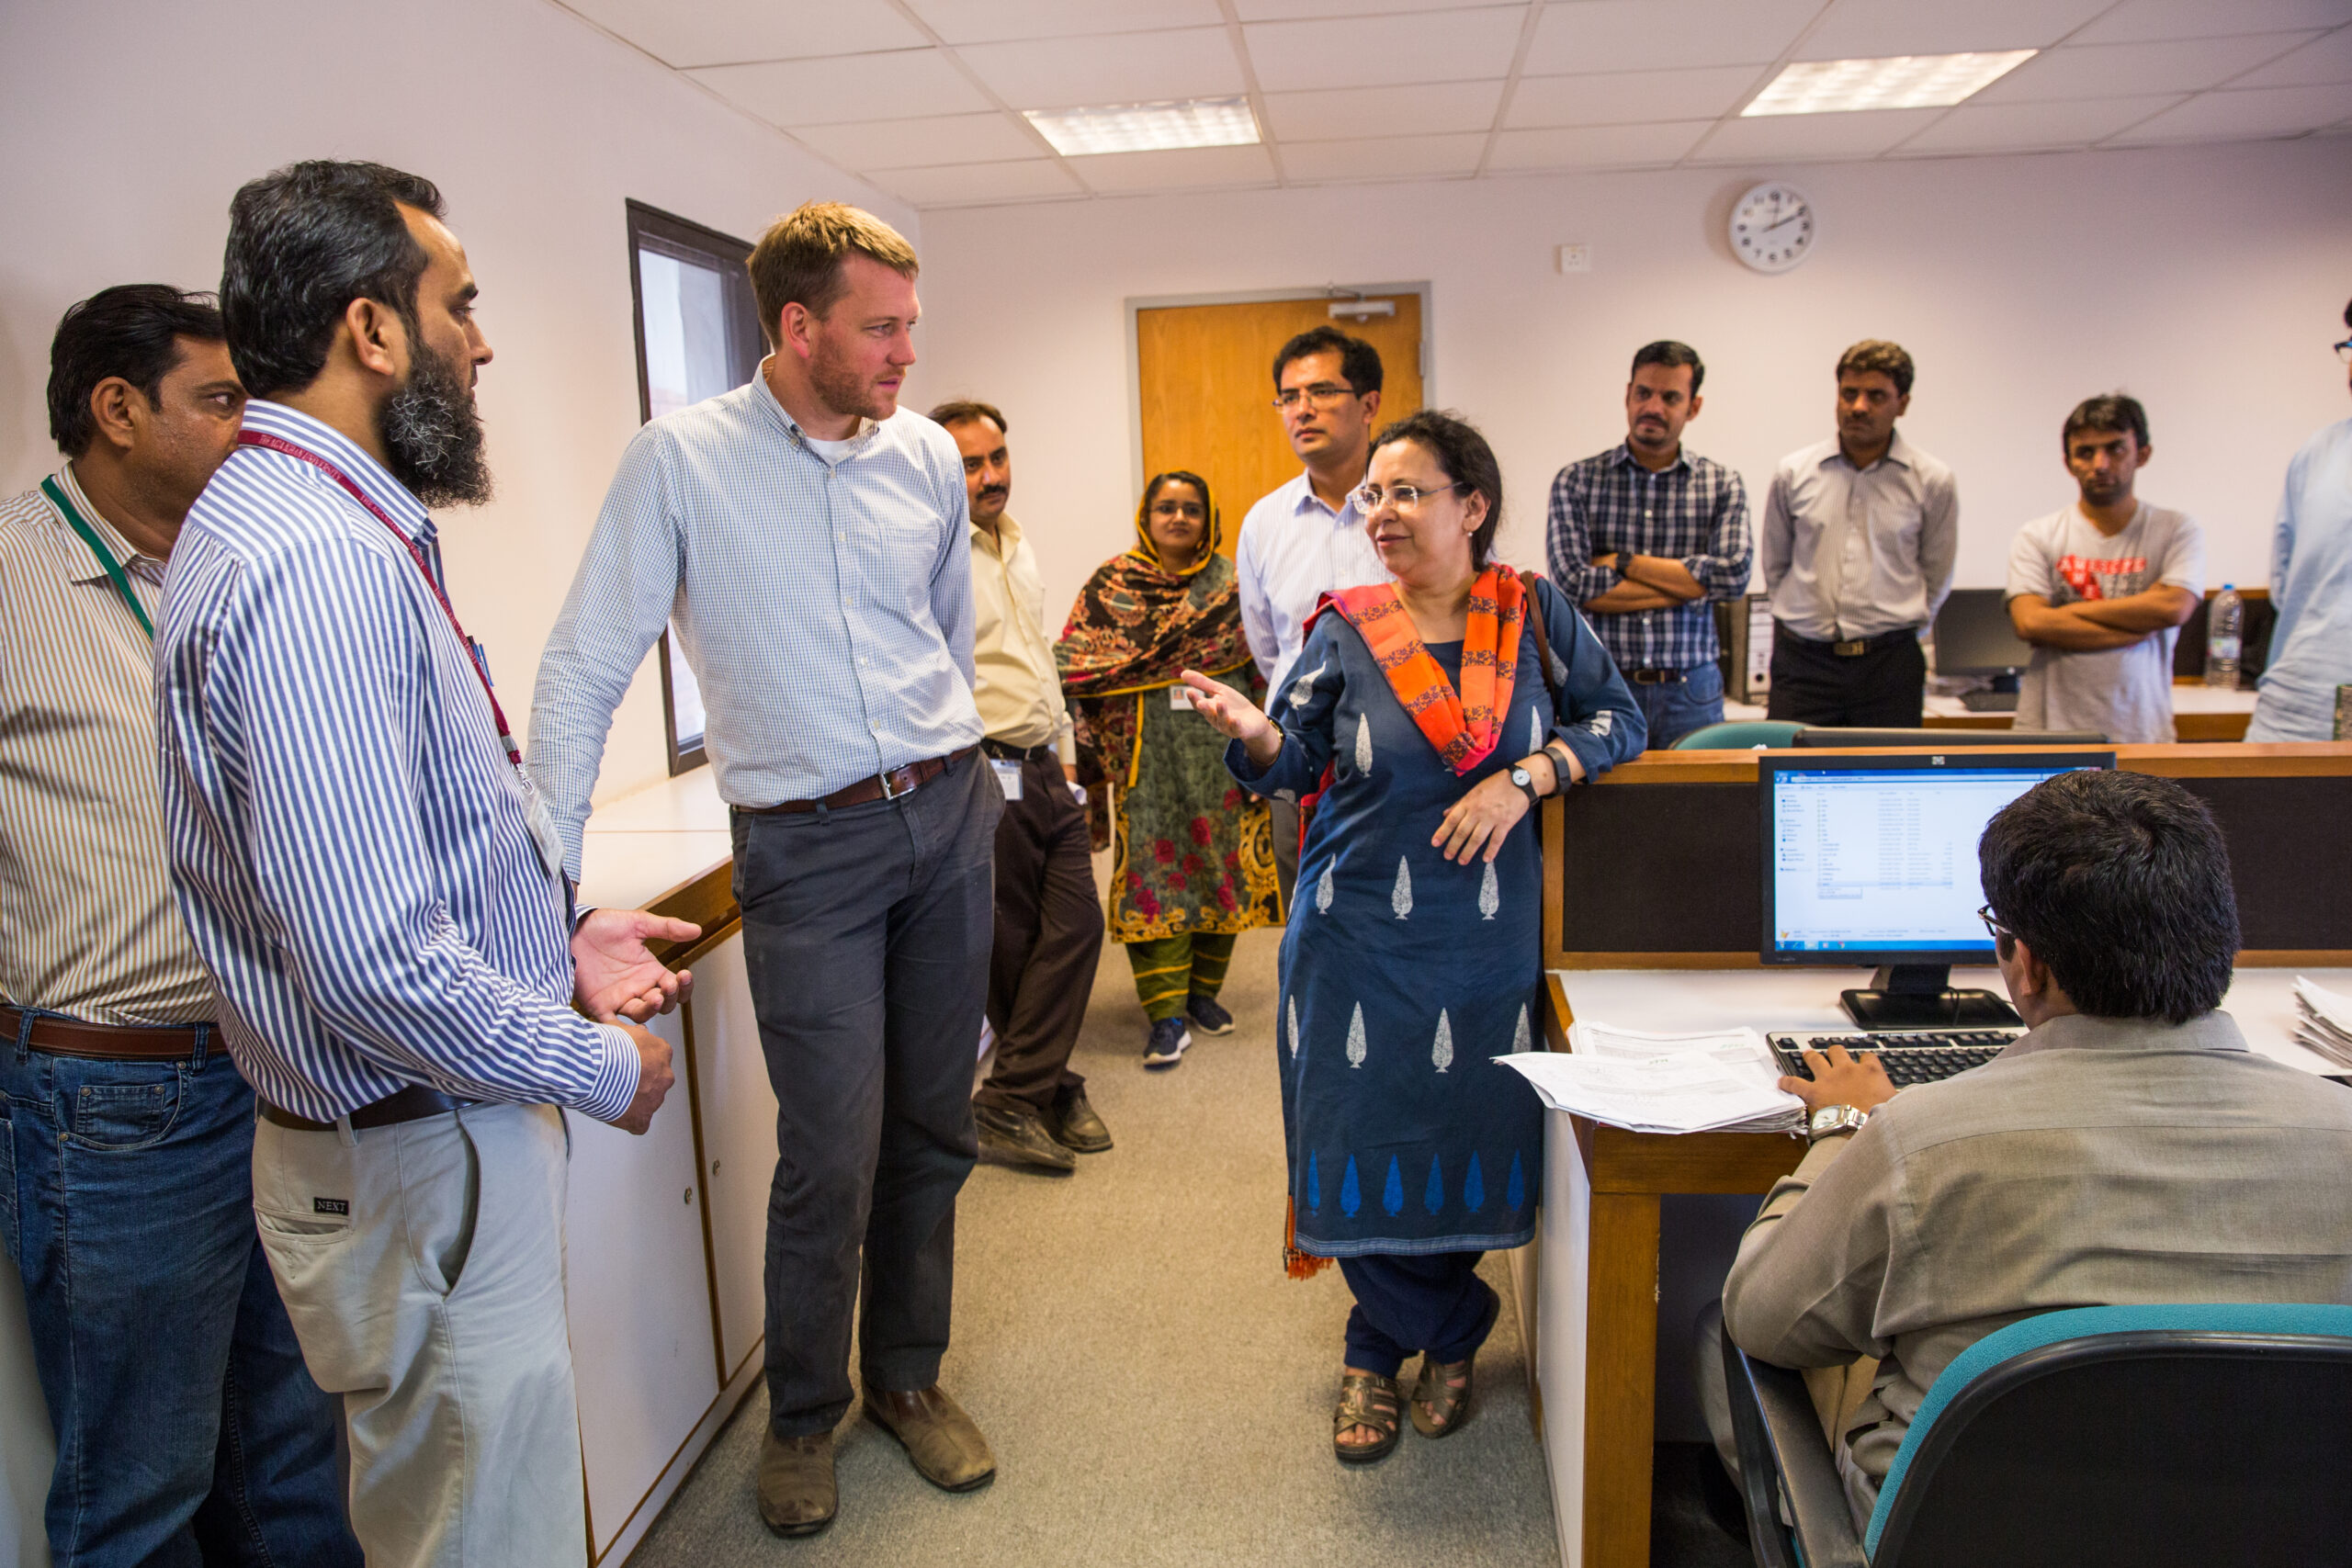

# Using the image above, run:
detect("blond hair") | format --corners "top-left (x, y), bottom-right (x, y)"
top-left (748, 201), bottom-right (918, 344)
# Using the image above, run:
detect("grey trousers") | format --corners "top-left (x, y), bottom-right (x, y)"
top-left (729, 749), bottom-right (1001, 1437)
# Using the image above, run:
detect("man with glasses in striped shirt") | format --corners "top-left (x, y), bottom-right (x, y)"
top-left (3, 286), bottom-right (358, 1567)
top-left (1546, 340), bottom-right (1753, 750)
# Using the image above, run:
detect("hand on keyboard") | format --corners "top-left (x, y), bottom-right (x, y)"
top-left (1774, 1041), bottom-right (1899, 1114)
top-left (1770, 1030), bottom-right (2020, 1094)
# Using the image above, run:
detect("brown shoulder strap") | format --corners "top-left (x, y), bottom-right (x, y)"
top-left (1520, 570), bottom-right (1561, 704)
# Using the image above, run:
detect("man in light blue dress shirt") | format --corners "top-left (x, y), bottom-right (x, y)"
top-left (156, 161), bottom-right (690, 1568)
top-left (2248, 299), bottom-right (2352, 743)
top-left (528, 203), bottom-right (1000, 1538)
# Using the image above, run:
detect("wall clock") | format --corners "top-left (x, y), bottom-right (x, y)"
top-left (1730, 181), bottom-right (1815, 273)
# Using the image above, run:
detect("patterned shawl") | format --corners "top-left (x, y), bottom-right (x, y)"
top-left (1056, 502), bottom-right (1258, 849)
top-left (1314, 564), bottom-right (1527, 775)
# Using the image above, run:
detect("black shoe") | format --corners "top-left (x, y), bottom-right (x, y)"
top-left (1044, 1086), bottom-right (1113, 1153)
top-left (973, 1102), bottom-right (1076, 1171)
top-left (1186, 993), bottom-right (1236, 1036)
top-left (1143, 1017), bottom-right (1192, 1069)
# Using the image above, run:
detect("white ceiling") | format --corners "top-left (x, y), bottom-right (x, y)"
top-left (554, 0), bottom-right (2352, 208)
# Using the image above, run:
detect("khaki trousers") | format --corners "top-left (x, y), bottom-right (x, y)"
top-left (251, 1101), bottom-right (582, 1568)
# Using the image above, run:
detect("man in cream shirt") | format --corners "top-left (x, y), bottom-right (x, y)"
top-left (932, 399), bottom-right (1110, 1173)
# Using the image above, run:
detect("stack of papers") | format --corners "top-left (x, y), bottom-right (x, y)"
top-left (2292, 977), bottom-right (2352, 1070)
top-left (1496, 1021), bottom-right (1806, 1134)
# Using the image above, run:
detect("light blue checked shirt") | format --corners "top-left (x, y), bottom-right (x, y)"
top-left (155, 401), bottom-right (638, 1123)
top-left (528, 372), bottom-right (982, 875)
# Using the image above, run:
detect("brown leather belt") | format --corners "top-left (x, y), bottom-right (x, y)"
top-left (260, 1085), bottom-right (479, 1133)
top-left (0, 1005), bottom-right (209, 1063)
top-left (741, 745), bottom-right (978, 815)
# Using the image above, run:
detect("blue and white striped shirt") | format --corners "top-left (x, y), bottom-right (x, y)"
top-left (528, 371), bottom-right (982, 875)
top-left (155, 401), bottom-right (637, 1123)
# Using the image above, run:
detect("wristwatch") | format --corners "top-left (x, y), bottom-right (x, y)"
top-left (1807, 1104), bottom-right (1871, 1143)
top-left (1509, 763), bottom-right (1543, 802)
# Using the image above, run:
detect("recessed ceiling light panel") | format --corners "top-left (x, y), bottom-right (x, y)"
top-left (1742, 51), bottom-right (2037, 117)
top-left (1023, 96), bottom-right (1261, 157)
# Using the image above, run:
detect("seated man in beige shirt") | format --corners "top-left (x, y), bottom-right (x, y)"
top-left (1712, 768), bottom-right (2352, 1529)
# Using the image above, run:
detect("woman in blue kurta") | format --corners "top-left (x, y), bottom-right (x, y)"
top-left (1186, 411), bottom-right (1644, 1463)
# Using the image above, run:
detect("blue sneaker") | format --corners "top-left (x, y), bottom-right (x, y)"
top-left (1186, 993), bottom-right (1236, 1036)
top-left (1143, 1017), bottom-right (1192, 1069)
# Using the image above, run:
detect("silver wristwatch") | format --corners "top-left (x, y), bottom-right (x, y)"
top-left (1807, 1104), bottom-right (1872, 1143)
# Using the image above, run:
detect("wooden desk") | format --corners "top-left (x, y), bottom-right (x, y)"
top-left (1530, 965), bottom-right (2351, 1568)
top-left (1723, 681), bottom-right (2260, 740)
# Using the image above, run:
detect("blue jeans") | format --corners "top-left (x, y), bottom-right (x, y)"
top-left (0, 1020), bottom-right (356, 1567)
top-left (1628, 660), bottom-right (1725, 750)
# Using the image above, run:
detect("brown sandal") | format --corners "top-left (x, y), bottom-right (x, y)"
top-left (1410, 1283), bottom-right (1500, 1438)
top-left (1333, 1372), bottom-right (1402, 1464)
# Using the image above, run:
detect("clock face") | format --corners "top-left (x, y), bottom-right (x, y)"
top-left (1731, 182), bottom-right (1815, 273)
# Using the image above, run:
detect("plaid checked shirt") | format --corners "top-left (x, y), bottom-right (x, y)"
top-left (1545, 443), bottom-right (1752, 671)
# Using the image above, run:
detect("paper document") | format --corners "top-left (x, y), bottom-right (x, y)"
top-left (2292, 977), bottom-right (2352, 1070)
top-left (1498, 1020), bottom-right (1804, 1134)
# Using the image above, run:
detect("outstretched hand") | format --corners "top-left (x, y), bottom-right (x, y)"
top-left (1181, 670), bottom-right (1283, 767)
top-left (572, 908), bottom-right (700, 1022)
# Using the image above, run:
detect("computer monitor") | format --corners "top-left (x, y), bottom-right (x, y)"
top-left (1760, 750), bottom-right (2114, 1027)
top-left (1933, 588), bottom-right (2036, 711)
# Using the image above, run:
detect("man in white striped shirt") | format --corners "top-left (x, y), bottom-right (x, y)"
top-left (4, 287), bottom-right (358, 1566)
top-left (156, 161), bottom-right (692, 1568)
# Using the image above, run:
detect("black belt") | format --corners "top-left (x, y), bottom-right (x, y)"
top-left (1781, 626), bottom-right (1919, 658)
top-left (1624, 668), bottom-right (1693, 685)
top-left (261, 1085), bottom-right (478, 1133)
top-left (980, 739), bottom-right (1058, 765)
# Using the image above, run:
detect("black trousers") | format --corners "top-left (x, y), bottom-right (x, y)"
top-left (974, 746), bottom-right (1102, 1116)
top-left (729, 749), bottom-right (1000, 1437)
top-left (1766, 626), bottom-right (1927, 728)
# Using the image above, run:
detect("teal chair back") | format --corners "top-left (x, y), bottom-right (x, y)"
top-left (1671, 720), bottom-right (1803, 750)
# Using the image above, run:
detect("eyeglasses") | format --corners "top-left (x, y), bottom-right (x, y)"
top-left (1272, 381), bottom-right (1360, 411)
top-left (2336, 338), bottom-right (2352, 364)
top-left (1351, 481), bottom-right (1465, 513)
top-left (1976, 905), bottom-right (2013, 944)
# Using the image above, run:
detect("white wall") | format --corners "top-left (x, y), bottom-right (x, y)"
top-left (917, 139), bottom-right (2352, 626)
top-left (0, 0), bottom-right (916, 809)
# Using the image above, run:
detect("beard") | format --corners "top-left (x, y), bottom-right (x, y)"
top-left (808, 333), bottom-right (895, 424)
top-left (379, 334), bottom-right (493, 506)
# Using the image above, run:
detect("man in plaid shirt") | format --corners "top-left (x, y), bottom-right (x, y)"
top-left (1545, 341), bottom-right (1753, 748)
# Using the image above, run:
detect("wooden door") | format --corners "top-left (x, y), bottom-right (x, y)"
top-left (1135, 293), bottom-right (1425, 555)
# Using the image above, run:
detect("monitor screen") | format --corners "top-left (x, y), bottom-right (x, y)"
top-left (1761, 751), bottom-right (2113, 964)
top-left (1931, 587), bottom-right (2035, 677)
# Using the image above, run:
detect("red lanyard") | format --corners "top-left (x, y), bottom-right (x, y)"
top-left (235, 430), bottom-right (521, 767)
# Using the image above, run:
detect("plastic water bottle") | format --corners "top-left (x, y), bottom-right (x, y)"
top-left (2205, 584), bottom-right (2242, 690)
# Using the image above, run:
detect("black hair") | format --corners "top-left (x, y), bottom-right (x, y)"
top-left (1838, 339), bottom-right (1915, 397)
top-left (928, 399), bottom-right (1005, 434)
top-left (2063, 392), bottom-right (2150, 450)
top-left (1630, 339), bottom-right (1704, 393)
top-left (1368, 409), bottom-right (1503, 570)
top-left (47, 285), bottom-right (227, 457)
top-left (1978, 770), bottom-right (2239, 1023)
top-left (220, 160), bottom-right (446, 400)
top-left (1272, 326), bottom-right (1383, 396)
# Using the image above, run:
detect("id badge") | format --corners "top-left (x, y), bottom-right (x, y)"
top-left (518, 773), bottom-right (570, 915)
top-left (989, 757), bottom-right (1023, 801)
top-left (1168, 683), bottom-right (1194, 710)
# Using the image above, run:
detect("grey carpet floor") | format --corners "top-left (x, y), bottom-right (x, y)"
top-left (627, 924), bottom-right (1560, 1568)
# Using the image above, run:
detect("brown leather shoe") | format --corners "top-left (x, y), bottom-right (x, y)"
top-left (864, 1384), bottom-right (996, 1492)
top-left (757, 1429), bottom-right (837, 1537)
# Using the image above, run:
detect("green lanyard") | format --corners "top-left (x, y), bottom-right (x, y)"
top-left (40, 476), bottom-right (153, 640)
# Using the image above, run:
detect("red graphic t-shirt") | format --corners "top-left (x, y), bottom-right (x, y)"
top-left (2053, 553), bottom-right (2150, 602)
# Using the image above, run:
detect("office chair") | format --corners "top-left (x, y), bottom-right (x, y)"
top-left (1671, 720), bottom-right (1804, 750)
top-left (1723, 1303), bottom-right (2352, 1568)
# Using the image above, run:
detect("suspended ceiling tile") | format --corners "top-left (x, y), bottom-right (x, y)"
top-left (1484, 119), bottom-right (1714, 170)
top-left (795, 112), bottom-right (1046, 171)
top-left (1506, 64), bottom-right (1764, 127)
top-left (1795, 0), bottom-right (2114, 61)
top-left (1894, 94), bottom-right (2188, 152)
top-left (1972, 34), bottom-right (2324, 102)
top-left (1237, 0), bottom-right (1533, 16)
top-left (905, 0), bottom-right (1224, 45)
top-left (2074, 0), bottom-right (2352, 45)
top-left (1280, 131), bottom-right (1488, 180)
top-left (1261, 78), bottom-right (1505, 140)
top-left (1523, 0), bottom-right (1826, 76)
top-left (689, 50), bottom-right (992, 128)
top-left (1242, 6), bottom-right (1529, 93)
top-left (1066, 143), bottom-right (1281, 192)
top-left (2106, 80), bottom-right (2352, 139)
top-left (560, 0), bottom-right (928, 69)
top-left (2228, 26), bottom-right (2352, 86)
top-left (874, 159), bottom-right (1085, 207)
top-left (1690, 106), bottom-right (1946, 161)
top-left (957, 28), bottom-right (1245, 108)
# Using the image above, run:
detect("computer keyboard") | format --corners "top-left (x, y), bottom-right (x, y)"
top-left (1768, 1028), bottom-right (2024, 1089)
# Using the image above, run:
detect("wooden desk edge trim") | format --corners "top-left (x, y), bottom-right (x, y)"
top-left (1596, 741), bottom-right (2352, 785)
top-left (1551, 949), bottom-right (2352, 970)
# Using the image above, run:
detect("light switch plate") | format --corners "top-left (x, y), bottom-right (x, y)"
top-left (1556, 243), bottom-right (1593, 274)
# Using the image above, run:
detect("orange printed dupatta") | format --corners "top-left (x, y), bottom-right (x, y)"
top-left (1317, 565), bottom-right (1527, 775)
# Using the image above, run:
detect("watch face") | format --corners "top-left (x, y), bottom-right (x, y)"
top-left (1731, 181), bottom-right (1815, 274)
top-left (1511, 766), bottom-right (1532, 786)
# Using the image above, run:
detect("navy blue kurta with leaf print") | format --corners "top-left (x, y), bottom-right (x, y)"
top-left (1229, 572), bottom-right (1644, 1258)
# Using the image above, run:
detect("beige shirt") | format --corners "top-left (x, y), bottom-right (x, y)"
top-left (1761, 431), bottom-right (1959, 641)
top-left (0, 468), bottom-right (214, 1024)
top-left (1724, 1010), bottom-right (2352, 1506)
top-left (968, 513), bottom-right (1074, 761)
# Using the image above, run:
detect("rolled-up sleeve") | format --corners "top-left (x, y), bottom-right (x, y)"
top-left (1684, 469), bottom-right (1752, 601)
top-left (1535, 579), bottom-right (1646, 773)
top-left (1547, 465), bottom-right (1622, 607)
